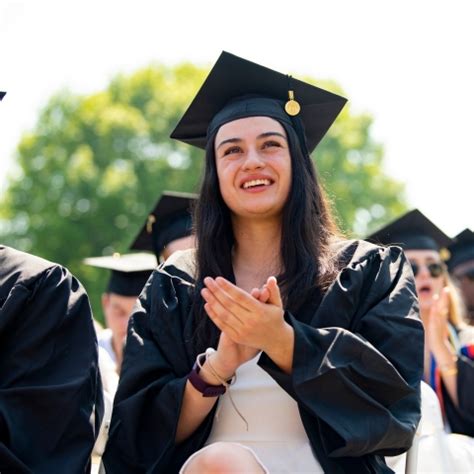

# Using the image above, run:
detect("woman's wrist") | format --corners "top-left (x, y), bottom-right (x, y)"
top-left (262, 321), bottom-right (293, 355)
top-left (432, 341), bottom-right (457, 368)
top-left (262, 322), bottom-right (294, 373)
top-left (201, 352), bottom-right (236, 384)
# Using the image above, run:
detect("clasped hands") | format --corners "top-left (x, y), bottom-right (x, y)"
top-left (201, 276), bottom-right (293, 376)
top-left (425, 286), bottom-right (451, 350)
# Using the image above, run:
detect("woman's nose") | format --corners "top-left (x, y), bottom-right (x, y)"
top-left (242, 148), bottom-right (265, 170)
top-left (417, 264), bottom-right (431, 278)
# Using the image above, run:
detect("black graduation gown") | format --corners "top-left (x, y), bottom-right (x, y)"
top-left (0, 246), bottom-right (103, 474)
top-left (103, 240), bottom-right (424, 473)
top-left (441, 331), bottom-right (474, 436)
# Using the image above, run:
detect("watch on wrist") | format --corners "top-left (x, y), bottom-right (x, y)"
top-left (188, 353), bottom-right (227, 397)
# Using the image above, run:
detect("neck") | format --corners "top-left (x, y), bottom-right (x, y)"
top-left (112, 335), bottom-right (124, 369)
top-left (231, 215), bottom-right (283, 286)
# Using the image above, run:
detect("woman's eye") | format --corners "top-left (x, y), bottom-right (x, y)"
top-left (262, 140), bottom-right (281, 149)
top-left (223, 146), bottom-right (241, 156)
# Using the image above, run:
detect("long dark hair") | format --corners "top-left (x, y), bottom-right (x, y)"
top-left (191, 120), bottom-right (342, 351)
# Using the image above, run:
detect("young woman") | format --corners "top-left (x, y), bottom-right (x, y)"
top-left (368, 209), bottom-right (474, 437)
top-left (103, 52), bottom-right (424, 474)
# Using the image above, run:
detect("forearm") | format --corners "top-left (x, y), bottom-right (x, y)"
top-left (175, 356), bottom-right (235, 443)
top-left (432, 341), bottom-right (459, 407)
top-left (175, 380), bottom-right (218, 443)
top-left (262, 322), bottom-right (294, 374)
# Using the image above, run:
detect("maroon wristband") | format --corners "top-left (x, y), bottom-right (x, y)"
top-left (188, 359), bottom-right (226, 397)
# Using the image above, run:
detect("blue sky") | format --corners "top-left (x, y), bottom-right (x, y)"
top-left (1, 0), bottom-right (473, 236)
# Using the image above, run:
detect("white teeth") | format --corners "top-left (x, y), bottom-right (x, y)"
top-left (243, 179), bottom-right (271, 189)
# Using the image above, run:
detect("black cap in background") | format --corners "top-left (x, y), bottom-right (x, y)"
top-left (129, 191), bottom-right (197, 259)
top-left (447, 229), bottom-right (474, 271)
top-left (83, 252), bottom-right (157, 296)
top-left (366, 209), bottom-right (453, 254)
top-left (170, 51), bottom-right (347, 155)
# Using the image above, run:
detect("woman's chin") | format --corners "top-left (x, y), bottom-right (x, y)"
top-left (231, 202), bottom-right (284, 219)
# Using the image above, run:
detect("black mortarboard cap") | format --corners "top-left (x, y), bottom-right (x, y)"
top-left (0, 92), bottom-right (6, 101)
top-left (170, 51), bottom-right (347, 155)
top-left (447, 229), bottom-right (474, 271)
top-left (129, 191), bottom-right (197, 259)
top-left (83, 252), bottom-right (157, 296)
top-left (366, 209), bottom-right (453, 254)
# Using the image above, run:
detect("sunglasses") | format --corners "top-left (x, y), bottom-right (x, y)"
top-left (410, 261), bottom-right (444, 278)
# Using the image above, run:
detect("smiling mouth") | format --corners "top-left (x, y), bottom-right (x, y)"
top-left (242, 179), bottom-right (273, 189)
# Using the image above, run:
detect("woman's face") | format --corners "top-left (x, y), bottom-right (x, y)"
top-left (405, 249), bottom-right (446, 313)
top-left (214, 116), bottom-right (292, 220)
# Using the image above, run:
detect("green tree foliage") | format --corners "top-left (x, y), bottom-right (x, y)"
top-left (311, 79), bottom-right (407, 236)
top-left (0, 63), bottom-right (406, 322)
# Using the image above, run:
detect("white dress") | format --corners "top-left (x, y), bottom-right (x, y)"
top-left (184, 353), bottom-right (324, 473)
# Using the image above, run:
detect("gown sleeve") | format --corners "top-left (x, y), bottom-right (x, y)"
top-left (443, 334), bottom-right (474, 436)
top-left (102, 265), bottom-right (216, 473)
top-left (0, 261), bottom-right (103, 474)
top-left (258, 244), bottom-right (424, 460)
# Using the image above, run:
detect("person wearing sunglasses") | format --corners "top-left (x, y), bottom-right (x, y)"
top-left (368, 209), bottom-right (474, 438)
top-left (448, 229), bottom-right (474, 326)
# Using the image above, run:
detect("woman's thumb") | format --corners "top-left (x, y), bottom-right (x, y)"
top-left (266, 276), bottom-right (282, 307)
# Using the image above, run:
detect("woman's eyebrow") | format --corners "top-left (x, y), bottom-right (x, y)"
top-left (257, 131), bottom-right (287, 140)
top-left (216, 137), bottom-right (241, 150)
top-left (216, 131), bottom-right (287, 150)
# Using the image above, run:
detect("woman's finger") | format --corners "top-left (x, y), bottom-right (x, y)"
top-left (432, 287), bottom-right (450, 321)
top-left (265, 276), bottom-right (283, 307)
top-left (203, 279), bottom-right (250, 319)
top-left (258, 286), bottom-right (270, 303)
top-left (201, 288), bottom-right (245, 326)
top-left (250, 288), bottom-right (261, 299)
top-left (212, 277), bottom-right (261, 311)
top-left (204, 303), bottom-right (240, 338)
top-left (439, 287), bottom-right (450, 322)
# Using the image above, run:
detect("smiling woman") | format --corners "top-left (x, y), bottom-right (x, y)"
top-left (103, 52), bottom-right (424, 474)
top-left (214, 117), bottom-right (292, 222)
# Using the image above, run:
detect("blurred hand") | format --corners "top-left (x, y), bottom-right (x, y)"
top-left (425, 286), bottom-right (450, 352)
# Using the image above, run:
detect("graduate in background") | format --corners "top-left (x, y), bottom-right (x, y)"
top-left (368, 209), bottom-right (474, 437)
top-left (84, 252), bottom-right (156, 461)
top-left (0, 91), bottom-right (102, 473)
top-left (84, 252), bottom-right (157, 374)
top-left (129, 191), bottom-right (197, 263)
top-left (448, 229), bottom-right (474, 326)
top-left (104, 53), bottom-right (423, 474)
top-left (84, 191), bottom-right (197, 374)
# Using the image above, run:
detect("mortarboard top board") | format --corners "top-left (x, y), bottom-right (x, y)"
top-left (129, 191), bottom-right (197, 258)
top-left (0, 92), bottom-right (6, 101)
top-left (83, 252), bottom-right (157, 296)
top-left (447, 229), bottom-right (474, 271)
top-left (366, 209), bottom-right (453, 256)
top-left (170, 51), bottom-right (347, 155)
